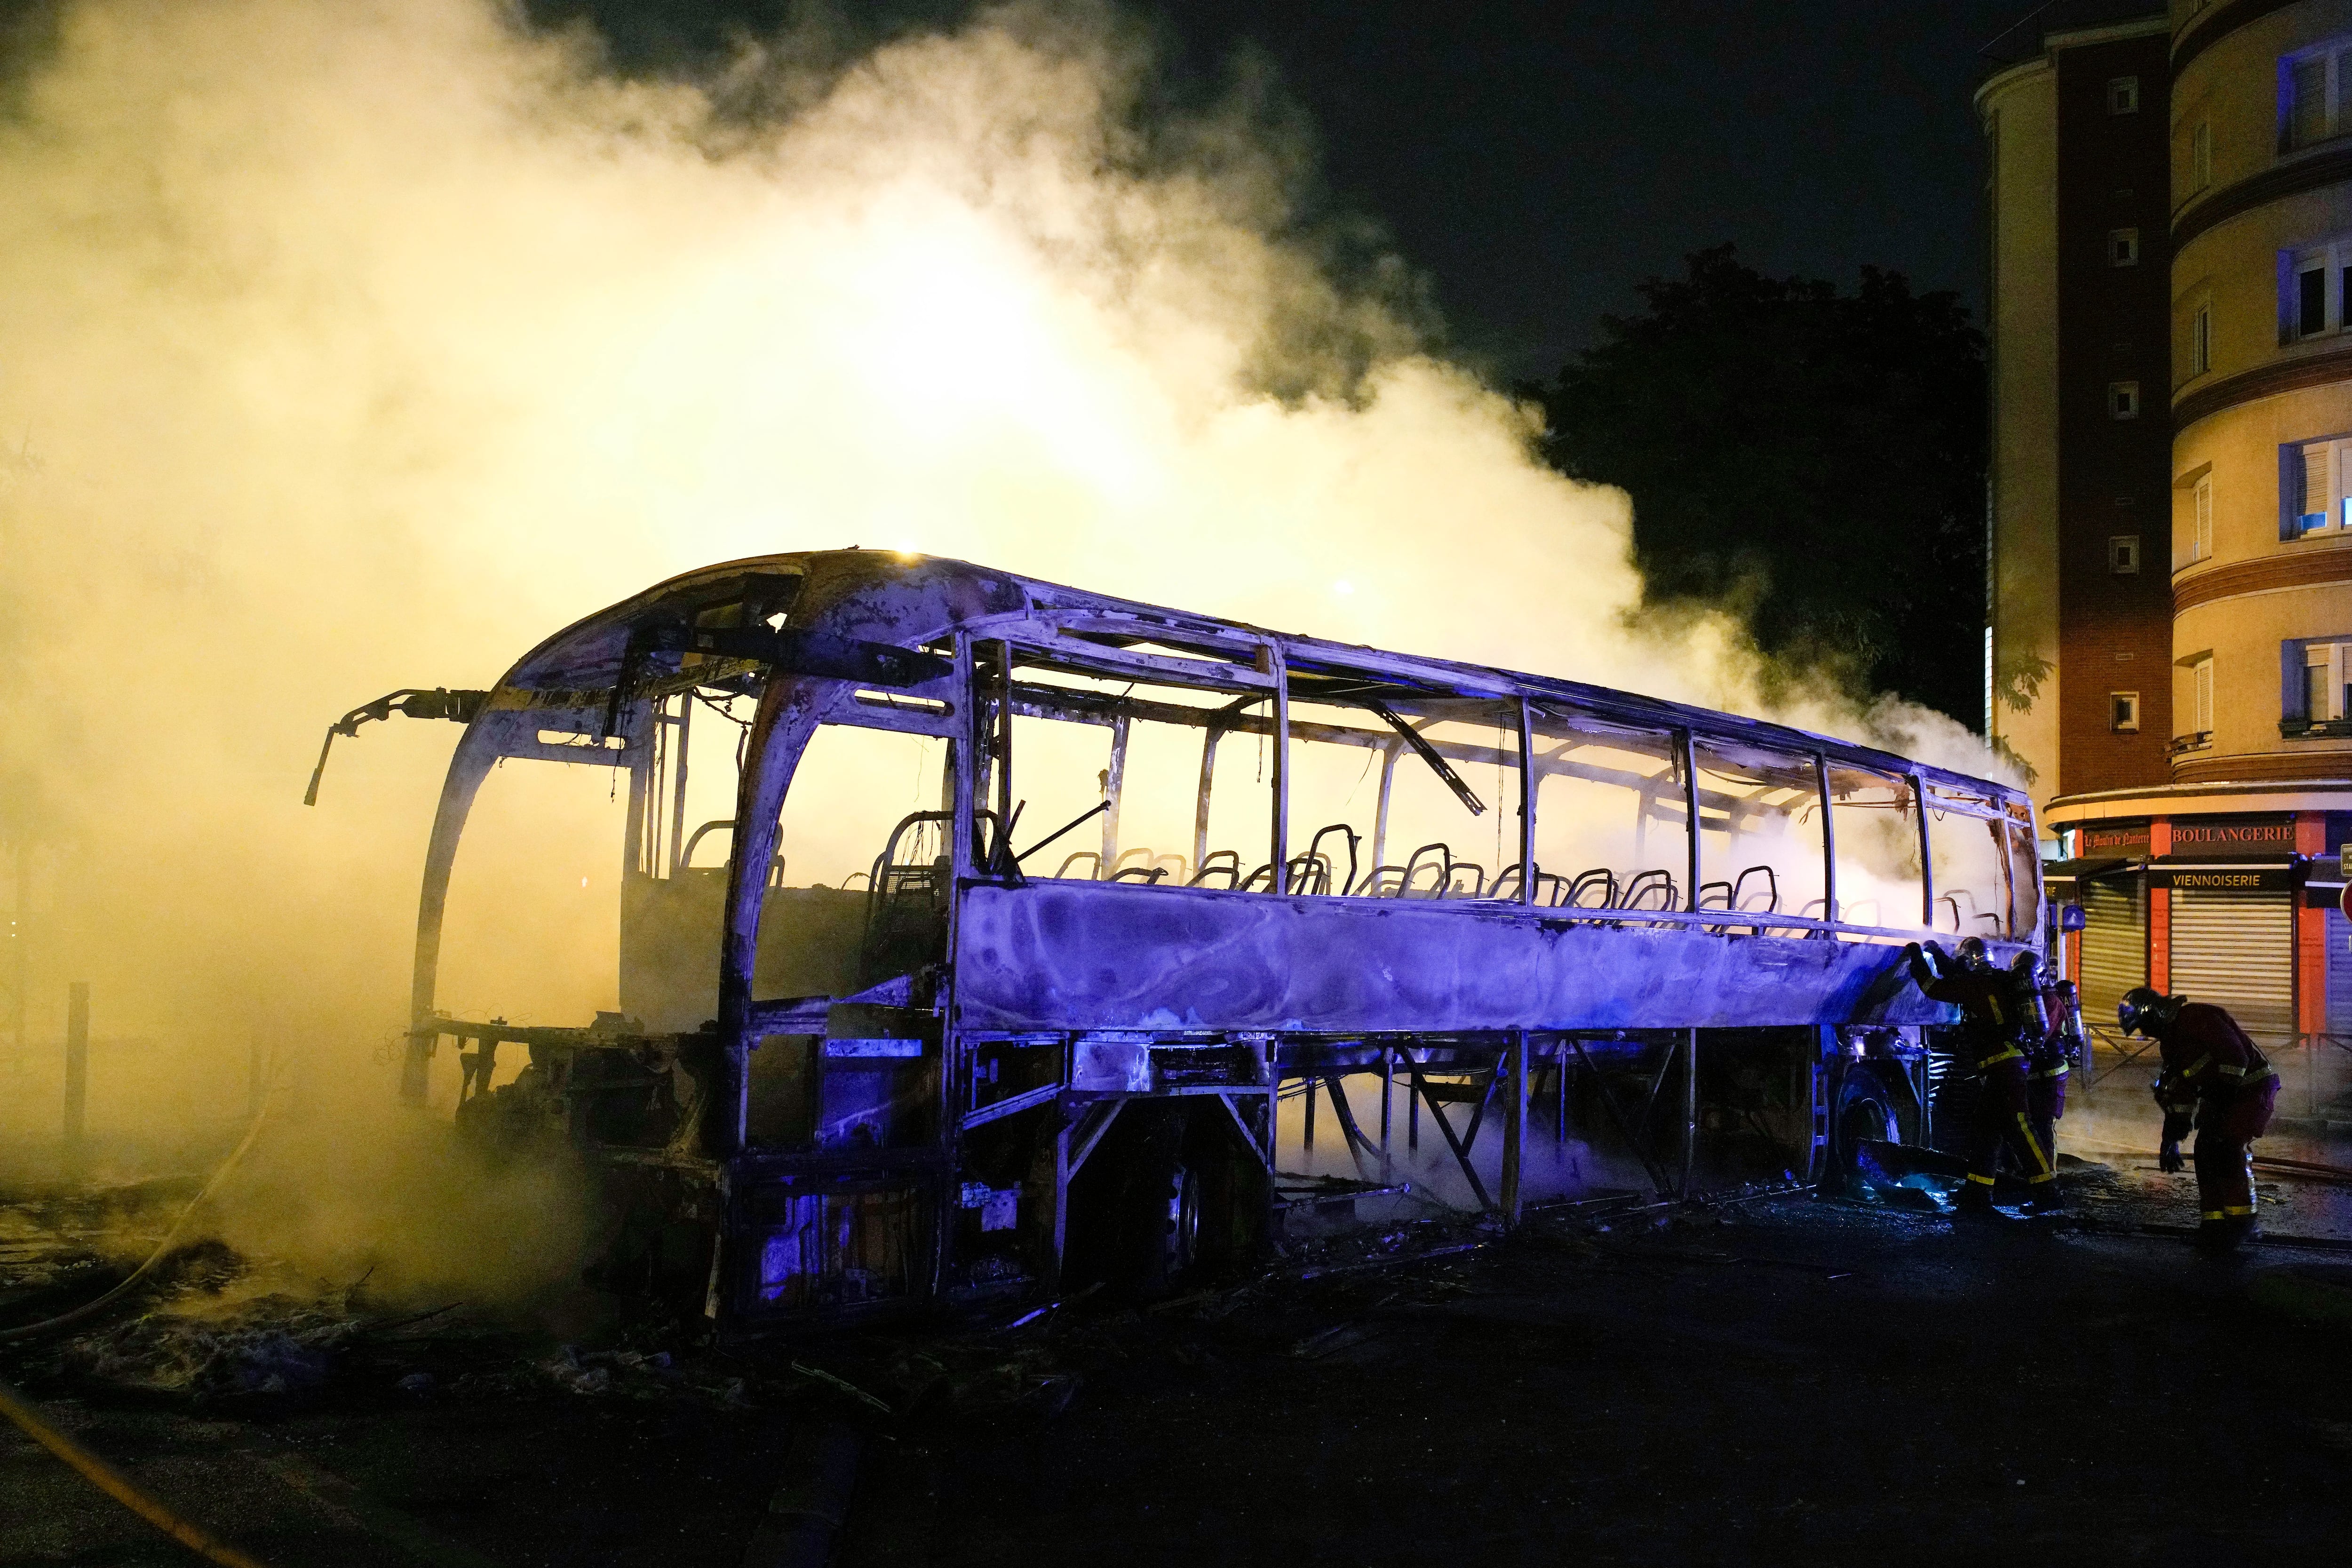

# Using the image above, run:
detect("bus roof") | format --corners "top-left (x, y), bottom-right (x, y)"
top-left (498, 548), bottom-right (2029, 818)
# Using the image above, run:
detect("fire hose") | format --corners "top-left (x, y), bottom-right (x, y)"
top-left (0, 1061), bottom-right (283, 1345)
top-left (0, 1374), bottom-right (271, 1568)
top-left (0, 1061), bottom-right (288, 1566)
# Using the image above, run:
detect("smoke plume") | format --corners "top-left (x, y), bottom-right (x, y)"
top-left (0, 0), bottom-right (1996, 1297)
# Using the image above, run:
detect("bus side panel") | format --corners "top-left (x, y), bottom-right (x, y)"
top-left (953, 883), bottom-right (1972, 1034)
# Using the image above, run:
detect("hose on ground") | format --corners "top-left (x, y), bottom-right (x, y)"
top-left (0, 1373), bottom-right (273, 1568)
top-left (0, 1059), bottom-right (286, 1345)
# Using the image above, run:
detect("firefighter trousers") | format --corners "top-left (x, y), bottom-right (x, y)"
top-left (2193, 1077), bottom-right (2280, 1224)
top-left (1965, 1055), bottom-right (2056, 1191)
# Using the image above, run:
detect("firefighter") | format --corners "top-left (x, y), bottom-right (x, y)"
top-left (2013, 952), bottom-right (2080, 1177)
top-left (2117, 987), bottom-right (2280, 1253)
top-left (1905, 936), bottom-right (2062, 1215)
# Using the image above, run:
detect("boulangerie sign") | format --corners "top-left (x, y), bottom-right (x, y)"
top-left (2166, 817), bottom-right (2294, 859)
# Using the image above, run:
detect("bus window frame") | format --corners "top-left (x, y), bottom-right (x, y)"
top-left (926, 621), bottom-right (2030, 945)
top-left (972, 635), bottom-right (1287, 888)
top-left (977, 638), bottom-right (1555, 899)
top-left (1523, 704), bottom-right (1697, 915)
top-left (1686, 732), bottom-right (1834, 926)
top-left (1917, 782), bottom-right (2030, 938)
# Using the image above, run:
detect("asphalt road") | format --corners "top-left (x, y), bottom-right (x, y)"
top-left (7, 1162), bottom-right (2352, 1568)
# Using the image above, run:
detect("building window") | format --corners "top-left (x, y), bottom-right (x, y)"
top-left (2285, 239), bottom-right (2352, 339)
top-left (2111, 692), bottom-right (2141, 733)
top-left (2109, 534), bottom-right (2142, 574)
top-left (2110, 228), bottom-right (2140, 266)
top-left (2109, 77), bottom-right (2140, 116)
top-left (2286, 637), bottom-right (2352, 734)
top-left (2285, 44), bottom-right (2352, 149)
top-left (2277, 639), bottom-right (2352, 738)
top-left (2176, 654), bottom-right (2216, 748)
top-left (2282, 437), bottom-right (2352, 536)
top-left (2192, 306), bottom-right (2212, 374)
top-left (2192, 120), bottom-right (2212, 191)
top-left (2110, 381), bottom-right (2141, 419)
top-left (2192, 472), bottom-right (2214, 563)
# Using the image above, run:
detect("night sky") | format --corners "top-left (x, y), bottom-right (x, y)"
top-left (534, 0), bottom-right (2053, 382)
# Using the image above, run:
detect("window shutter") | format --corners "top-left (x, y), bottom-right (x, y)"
top-left (2304, 442), bottom-right (2331, 529)
top-left (2195, 476), bottom-right (2213, 559)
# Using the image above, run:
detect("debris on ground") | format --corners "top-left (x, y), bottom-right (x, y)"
top-left (61, 1297), bottom-right (357, 1401)
top-left (11, 1153), bottom-right (2352, 1564)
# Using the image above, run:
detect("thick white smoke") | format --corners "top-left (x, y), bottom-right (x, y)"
top-left (0, 0), bottom-right (1997, 1291)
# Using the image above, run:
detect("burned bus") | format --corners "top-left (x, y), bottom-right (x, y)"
top-left (316, 549), bottom-right (2045, 1330)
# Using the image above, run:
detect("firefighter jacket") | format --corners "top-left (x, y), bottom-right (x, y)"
top-left (2152, 1003), bottom-right (2278, 1117)
top-left (1908, 952), bottom-right (2024, 1068)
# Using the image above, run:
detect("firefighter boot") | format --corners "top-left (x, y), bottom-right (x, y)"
top-left (2194, 1215), bottom-right (2257, 1255)
top-left (1952, 1179), bottom-right (1998, 1218)
top-left (2024, 1180), bottom-right (2066, 1216)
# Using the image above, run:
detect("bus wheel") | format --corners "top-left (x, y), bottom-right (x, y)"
top-left (1124, 1107), bottom-right (1250, 1298)
top-left (1154, 1158), bottom-right (1203, 1289)
top-left (1827, 1065), bottom-right (1899, 1184)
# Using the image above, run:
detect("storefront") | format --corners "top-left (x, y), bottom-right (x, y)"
top-left (2040, 789), bottom-right (2345, 1048)
top-left (2046, 822), bottom-right (2149, 1028)
top-left (2158, 857), bottom-right (2296, 1041)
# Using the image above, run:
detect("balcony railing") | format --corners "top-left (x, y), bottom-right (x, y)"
top-left (2279, 718), bottom-right (2352, 739)
top-left (2169, 731), bottom-right (2212, 754)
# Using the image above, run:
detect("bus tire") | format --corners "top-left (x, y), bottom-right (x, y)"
top-left (1116, 1106), bottom-right (1257, 1298)
top-left (1137, 1154), bottom-right (1203, 1297)
top-left (1826, 1063), bottom-right (1899, 1183)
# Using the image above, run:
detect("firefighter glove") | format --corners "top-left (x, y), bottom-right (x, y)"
top-left (2159, 1140), bottom-right (2185, 1175)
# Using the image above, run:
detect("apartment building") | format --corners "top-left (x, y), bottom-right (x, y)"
top-left (1984, 0), bottom-right (2352, 1050)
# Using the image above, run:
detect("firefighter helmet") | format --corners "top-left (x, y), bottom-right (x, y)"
top-left (2010, 951), bottom-right (2043, 984)
top-left (1955, 935), bottom-right (1992, 971)
top-left (2117, 986), bottom-right (2180, 1037)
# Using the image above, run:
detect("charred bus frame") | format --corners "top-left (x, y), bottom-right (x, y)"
top-left (323, 550), bottom-right (2045, 1330)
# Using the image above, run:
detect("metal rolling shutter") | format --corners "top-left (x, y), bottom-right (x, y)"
top-left (2326, 905), bottom-right (2352, 1037)
top-left (2169, 885), bottom-right (2296, 1045)
top-left (2077, 876), bottom-right (2145, 1030)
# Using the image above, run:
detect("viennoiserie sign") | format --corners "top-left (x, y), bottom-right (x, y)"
top-left (2151, 865), bottom-right (2296, 891)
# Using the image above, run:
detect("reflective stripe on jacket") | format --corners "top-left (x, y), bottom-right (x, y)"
top-left (1909, 953), bottom-right (2025, 1065)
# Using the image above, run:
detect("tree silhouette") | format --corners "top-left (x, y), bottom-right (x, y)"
top-left (1527, 245), bottom-right (1987, 727)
